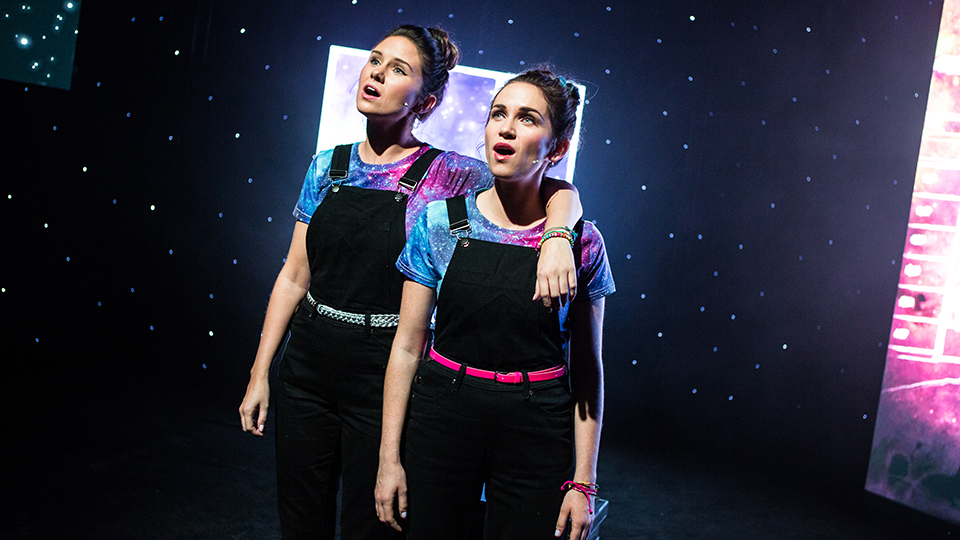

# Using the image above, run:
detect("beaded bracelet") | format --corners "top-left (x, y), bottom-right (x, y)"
top-left (560, 481), bottom-right (599, 513)
top-left (537, 226), bottom-right (578, 251)
top-left (545, 226), bottom-right (578, 243)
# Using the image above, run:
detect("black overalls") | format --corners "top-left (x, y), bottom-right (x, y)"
top-left (276, 145), bottom-right (441, 540)
top-left (404, 195), bottom-right (584, 540)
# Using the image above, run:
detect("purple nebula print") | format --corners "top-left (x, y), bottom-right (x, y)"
top-left (867, 0), bottom-right (960, 525)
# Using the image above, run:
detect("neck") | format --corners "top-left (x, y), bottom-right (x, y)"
top-left (478, 175), bottom-right (546, 229)
top-left (359, 115), bottom-right (421, 164)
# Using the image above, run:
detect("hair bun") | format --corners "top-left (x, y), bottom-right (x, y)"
top-left (428, 27), bottom-right (460, 71)
top-left (565, 81), bottom-right (581, 104)
top-left (382, 25), bottom-right (462, 119)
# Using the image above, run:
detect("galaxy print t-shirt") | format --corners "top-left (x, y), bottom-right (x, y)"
top-left (293, 143), bottom-right (491, 236)
top-left (398, 191), bottom-right (616, 325)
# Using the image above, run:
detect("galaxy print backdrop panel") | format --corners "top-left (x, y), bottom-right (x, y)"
top-left (0, 0), bottom-right (81, 90)
top-left (867, 0), bottom-right (960, 525)
top-left (315, 45), bottom-right (585, 182)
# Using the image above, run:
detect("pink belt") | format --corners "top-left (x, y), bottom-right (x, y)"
top-left (428, 348), bottom-right (566, 384)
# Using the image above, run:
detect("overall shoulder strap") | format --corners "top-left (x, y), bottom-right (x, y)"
top-left (445, 195), bottom-right (470, 235)
top-left (329, 144), bottom-right (352, 179)
top-left (399, 148), bottom-right (444, 192)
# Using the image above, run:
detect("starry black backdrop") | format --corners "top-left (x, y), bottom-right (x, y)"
top-left (1, 0), bottom-right (949, 535)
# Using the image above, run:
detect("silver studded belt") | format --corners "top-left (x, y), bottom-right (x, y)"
top-left (305, 292), bottom-right (400, 327)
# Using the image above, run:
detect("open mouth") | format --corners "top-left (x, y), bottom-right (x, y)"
top-left (363, 85), bottom-right (381, 98)
top-left (493, 143), bottom-right (515, 159)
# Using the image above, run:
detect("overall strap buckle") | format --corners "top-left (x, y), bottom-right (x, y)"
top-left (396, 148), bottom-right (443, 202)
top-left (445, 195), bottom-right (471, 247)
top-left (329, 144), bottom-right (352, 193)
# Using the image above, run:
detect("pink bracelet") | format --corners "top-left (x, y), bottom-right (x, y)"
top-left (560, 481), bottom-right (598, 513)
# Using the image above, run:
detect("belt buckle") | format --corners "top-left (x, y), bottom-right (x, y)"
top-left (494, 371), bottom-right (517, 383)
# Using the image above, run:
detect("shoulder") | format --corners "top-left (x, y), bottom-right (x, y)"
top-left (435, 150), bottom-right (484, 168)
top-left (578, 220), bottom-right (611, 271)
top-left (576, 219), bottom-right (616, 299)
top-left (309, 144), bottom-right (355, 177)
top-left (315, 146), bottom-right (339, 160)
top-left (579, 220), bottom-right (605, 247)
top-left (313, 145), bottom-right (339, 167)
top-left (415, 149), bottom-right (491, 196)
top-left (299, 147), bottom-right (339, 188)
top-left (409, 199), bottom-right (454, 237)
top-left (426, 150), bottom-right (486, 175)
top-left (423, 198), bottom-right (452, 227)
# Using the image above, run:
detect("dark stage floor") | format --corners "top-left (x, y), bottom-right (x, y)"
top-left (3, 376), bottom-right (952, 540)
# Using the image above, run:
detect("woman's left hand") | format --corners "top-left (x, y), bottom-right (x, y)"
top-left (535, 237), bottom-right (578, 310)
top-left (554, 489), bottom-right (593, 539)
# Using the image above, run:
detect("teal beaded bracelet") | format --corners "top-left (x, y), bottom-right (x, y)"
top-left (537, 226), bottom-right (577, 251)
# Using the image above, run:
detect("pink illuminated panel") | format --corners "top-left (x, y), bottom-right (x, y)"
top-left (867, 0), bottom-right (960, 525)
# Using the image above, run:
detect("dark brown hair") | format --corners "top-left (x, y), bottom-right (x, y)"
top-left (382, 25), bottom-right (460, 117)
top-left (498, 69), bottom-right (581, 144)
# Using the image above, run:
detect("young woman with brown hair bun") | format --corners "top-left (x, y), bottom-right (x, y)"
top-left (376, 69), bottom-right (612, 540)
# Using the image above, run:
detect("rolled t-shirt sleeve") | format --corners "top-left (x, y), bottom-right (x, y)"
top-left (397, 207), bottom-right (442, 288)
top-left (293, 150), bottom-right (334, 223)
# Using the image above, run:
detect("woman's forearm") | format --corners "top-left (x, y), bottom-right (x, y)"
top-left (249, 222), bottom-right (312, 378)
top-left (250, 274), bottom-right (309, 377)
top-left (542, 179), bottom-right (582, 230)
top-left (536, 179), bottom-right (583, 306)
top-left (569, 298), bottom-right (606, 483)
top-left (572, 381), bottom-right (603, 483)
top-left (380, 280), bottom-right (437, 462)
top-left (240, 221), bottom-right (311, 435)
top-left (380, 345), bottom-right (423, 462)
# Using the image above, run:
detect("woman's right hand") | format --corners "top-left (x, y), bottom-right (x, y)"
top-left (375, 459), bottom-right (408, 531)
top-left (238, 374), bottom-right (270, 436)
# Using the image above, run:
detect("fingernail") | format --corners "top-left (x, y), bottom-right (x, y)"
top-left (259, 424), bottom-right (264, 432)
top-left (555, 530), bottom-right (562, 537)
top-left (400, 511), bottom-right (407, 518)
